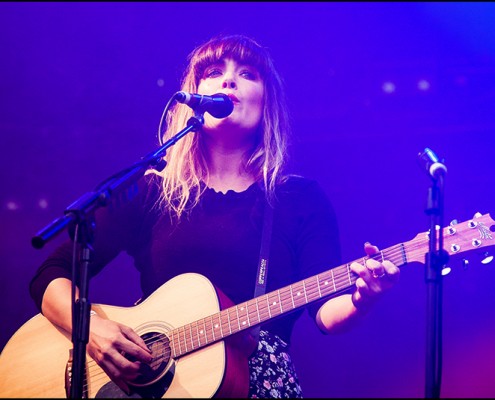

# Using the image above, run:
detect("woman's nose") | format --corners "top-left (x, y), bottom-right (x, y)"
top-left (222, 79), bottom-right (236, 89)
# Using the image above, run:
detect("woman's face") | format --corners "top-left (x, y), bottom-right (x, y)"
top-left (197, 57), bottom-right (264, 137)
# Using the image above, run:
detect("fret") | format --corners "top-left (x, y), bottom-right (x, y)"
top-left (193, 320), bottom-right (201, 348)
top-left (209, 315), bottom-right (216, 342)
top-left (318, 272), bottom-right (327, 296)
top-left (219, 311), bottom-right (227, 338)
top-left (177, 327), bottom-right (184, 354)
top-left (247, 304), bottom-right (253, 327)
top-left (188, 323), bottom-right (193, 351)
top-left (264, 294), bottom-right (271, 319)
top-left (219, 312), bottom-right (225, 338)
top-left (178, 331), bottom-right (184, 356)
top-left (228, 307), bottom-right (239, 334)
top-left (254, 298), bottom-right (261, 325)
top-left (316, 275), bottom-right (322, 299)
top-left (184, 325), bottom-right (191, 352)
top-left (289, 285), bottom-right (296, 309)
top-left (278, 287), bottom-right (288, 312)
top-left (203, 318), bottom-right (210, 343)
top-left (170, 331), bottom-right (178, 358)
top-left (277, 290), bottom-right (283, 313)
top-left (225, 308), bottom-right (232, 335)
top-left (179, 328), bottom-right (185, 355)
top-left (302, 279), bottom-right (308, 304)
top-left (205, 315), bottom-right (215, 343)
top-left (325, 270), bottom-right (333, 291)
top-left (235, 304), bottom-right (241, 332)
top-left (330, 269), bottom-right (337, 292)
top-left (211, 313), bottom-right (222, 340)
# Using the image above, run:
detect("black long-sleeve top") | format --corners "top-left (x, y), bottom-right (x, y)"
top-left (29, 174), bottom-right (341, 345)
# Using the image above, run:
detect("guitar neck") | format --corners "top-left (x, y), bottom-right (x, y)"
top-left (169, 238), bottom-right (425, 359)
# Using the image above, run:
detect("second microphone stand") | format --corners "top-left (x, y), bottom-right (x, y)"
top-left (422, 155), bottom-right (448, 399)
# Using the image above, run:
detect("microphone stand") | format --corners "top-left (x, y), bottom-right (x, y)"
top-left (32, 114), bottom-right (205, 399)
top-left (419, 149), bottom-right (448, 399)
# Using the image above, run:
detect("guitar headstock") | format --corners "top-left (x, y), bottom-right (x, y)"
top-left (408, 212), bottom-right (495, 271)
top-left (442, 212), bottom-right (495, 273)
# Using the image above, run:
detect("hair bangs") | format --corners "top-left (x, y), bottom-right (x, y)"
top-left (192, 35), bottom-right (270, 81)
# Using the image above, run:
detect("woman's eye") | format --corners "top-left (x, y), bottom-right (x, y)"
top-left (205, 68), bottom-right (222, 78)
top-left (241, 70), bottom-right (257, 80)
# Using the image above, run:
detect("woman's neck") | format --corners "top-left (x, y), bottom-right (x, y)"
top-left (202, 135), bottom-right (256, 194)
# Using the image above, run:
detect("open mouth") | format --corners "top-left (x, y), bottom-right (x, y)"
top-left (226, 93), bottom-right (240, 103)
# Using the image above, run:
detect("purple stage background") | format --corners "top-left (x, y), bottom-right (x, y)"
top-left (1, 2), bottom-right (495, 398)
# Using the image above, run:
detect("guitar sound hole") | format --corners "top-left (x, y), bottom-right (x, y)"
top-left (127, 332), bottom-right (172, 386)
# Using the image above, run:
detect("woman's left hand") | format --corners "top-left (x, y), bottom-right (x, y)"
top-left (350, 242), bottom-right (400, 311)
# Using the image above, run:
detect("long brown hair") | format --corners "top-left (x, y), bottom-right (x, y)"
top-left (154, 34), bottom-right (291, 219)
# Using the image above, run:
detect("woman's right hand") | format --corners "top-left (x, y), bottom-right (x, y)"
top-left (87, 315), bottom-right (153, 394)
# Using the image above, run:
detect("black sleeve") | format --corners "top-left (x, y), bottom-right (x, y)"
top-left (29, 240), bottom-right (75, 312)
top-left (29, 174), bottom-right (159, 312)
top-left (291, 177), bottom-right (342, 322)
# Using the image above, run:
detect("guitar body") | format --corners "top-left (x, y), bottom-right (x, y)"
top-left (0, 273), bottom-right (250, 398)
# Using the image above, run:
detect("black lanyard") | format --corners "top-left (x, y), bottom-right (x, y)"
top-left (251, 200), bottom-right (274, 340)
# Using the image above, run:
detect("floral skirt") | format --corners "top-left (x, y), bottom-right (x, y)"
top-left (248, 330), bottom-right (303, 398)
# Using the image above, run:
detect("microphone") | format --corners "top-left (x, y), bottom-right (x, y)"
top-left (418, 147), bottom-right (447, 179)
top-left (174, 92), bottom-right (234, 119)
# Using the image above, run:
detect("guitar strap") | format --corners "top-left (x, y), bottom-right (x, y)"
top-left (251, 198), bottom-right (274, 341)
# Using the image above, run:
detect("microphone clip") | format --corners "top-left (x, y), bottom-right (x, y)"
top-left (418, 147), bottom-right (447, 180)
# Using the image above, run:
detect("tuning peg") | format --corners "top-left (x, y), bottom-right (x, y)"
top-left (447, 226), bottom-right (456, 235)
top-left (474, 212), bottom-right (482, 218)
top-left (461, 259), bottom-right (469, 270)
top-left (450, 219), bottom-right (458, 226)
top-left (441, 266), bottom-right (452, 276)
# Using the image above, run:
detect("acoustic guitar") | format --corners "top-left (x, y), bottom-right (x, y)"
top-left (0, 212), bottom-right (493, 398)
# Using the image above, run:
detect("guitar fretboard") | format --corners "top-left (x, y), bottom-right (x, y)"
top-left (169, 242), bottom-right (408, 358)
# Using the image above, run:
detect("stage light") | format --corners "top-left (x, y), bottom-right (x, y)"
top-left (38, 198), bottom-right (48, 209)
top-left (382, 81), bottom-right (396, 94)
top-left (6, 201), bottom-right (19, 211)
top-left (418, 79), bottom-right (430, 91)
